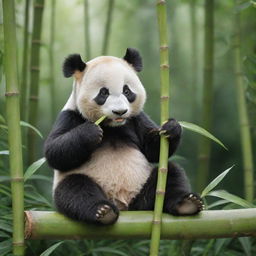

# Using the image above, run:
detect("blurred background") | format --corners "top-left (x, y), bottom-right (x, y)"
top-left (0, 0), bottom-right (256, 255)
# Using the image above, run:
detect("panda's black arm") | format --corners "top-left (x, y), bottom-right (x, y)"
top-left (134, 112), bottom-right (181, 163)
top-left (44, 110), bottom-right (102, 172)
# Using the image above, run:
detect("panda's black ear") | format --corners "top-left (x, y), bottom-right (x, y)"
top-left (63, 54), bottom-right (86, 78)
top-left (123, 48), bottom-right (143, 72)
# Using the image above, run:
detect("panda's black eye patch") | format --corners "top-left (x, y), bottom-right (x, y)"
top-left (123, 85), bottom-right (136, 103)
top-left (94, 87), bottom-right (109, 105)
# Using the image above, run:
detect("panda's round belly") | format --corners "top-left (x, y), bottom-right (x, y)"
top-left (53, 144), bottom-right (153, 209)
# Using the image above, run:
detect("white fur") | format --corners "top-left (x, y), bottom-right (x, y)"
top-left (53, 144), bottom-right (153, 210)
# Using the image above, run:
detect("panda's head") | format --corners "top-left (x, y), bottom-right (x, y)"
top-left (63, 48), bottom-right (146, 127)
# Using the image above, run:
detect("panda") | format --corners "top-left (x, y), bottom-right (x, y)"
top-left (44, 48), bottom-right (203, 225)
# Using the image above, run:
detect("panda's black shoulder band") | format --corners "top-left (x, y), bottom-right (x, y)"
top-left (63, 54), bottom-right (86, 77)
top-left (123, 48), bottom-right (143, 72)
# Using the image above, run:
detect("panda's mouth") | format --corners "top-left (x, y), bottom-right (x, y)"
top-left (114, 118), bottom-right (125, 123)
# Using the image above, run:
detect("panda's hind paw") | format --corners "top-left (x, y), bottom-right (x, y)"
top-left (95, 204), bottom-right (118, 225)
top-left (175, 193), bottom-right (204, 216)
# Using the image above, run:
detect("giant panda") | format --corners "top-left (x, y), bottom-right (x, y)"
top-left (44, 48), bottom-right (203, 225)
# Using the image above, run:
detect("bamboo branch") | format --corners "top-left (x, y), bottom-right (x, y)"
top-left (25, 209), bottom-right (256, 240)
top-left (102, 0), bottom-right (115, 55)
top-left (84, 0), bottom-right (91, 59)
top-left (49, 0), bottom-right (56, 122)
top-left (28, 0), bottom-right (45, 164)
top-left (3, 0), bottom-right (24, 255)
top-left (20, 0), bottom-right (31, 122)
top-left (150, 0), bottom-right (170, 255)
top-left (234, 0), bottom-right (254, 202)
top-left (197, 0), bottom-right (215, 191)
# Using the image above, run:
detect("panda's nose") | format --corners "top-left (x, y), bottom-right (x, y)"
top-left (112, 109), bottom-right (128, 116)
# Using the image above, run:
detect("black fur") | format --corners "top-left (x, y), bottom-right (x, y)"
top-left (94, 87), bottom-right (109, 105)
top-left (123, 48), bottom-right (143, 72)
top-left (123, 85), bottom-right (136, 103)
top-left (129, 162), bottom-right (192, 214)
top-left (63, 54), bottom-right (86, 78)
top-left (44, 110), bottom-right (103, 171)
top-left (54, 174), bottom-right (119, 224)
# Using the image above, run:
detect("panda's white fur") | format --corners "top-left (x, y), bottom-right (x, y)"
top-left (53, 55), bottom-right (151, 209)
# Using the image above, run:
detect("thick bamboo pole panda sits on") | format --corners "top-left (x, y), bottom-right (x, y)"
top-left (44, 48), bottom-right (203, 225)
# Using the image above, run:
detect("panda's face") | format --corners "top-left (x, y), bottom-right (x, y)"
top-left (76, 56), bottom-right (146, 126)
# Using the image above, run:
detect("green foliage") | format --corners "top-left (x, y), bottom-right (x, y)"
top-left (180, 121), bottom-right (227, 150)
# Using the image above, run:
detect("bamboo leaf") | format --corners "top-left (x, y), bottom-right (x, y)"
top-left (0, 114), bottom-right (5, 124)
top-left (238, 237), bottom-right (251, 256)
top-left (40, 242), bottom-right (63, 256)
top-left (24, 158), bottom-right (46, 182)
top-left (201, 166), bottom-right (234, 197)
top-left (0, 150), bottom-right (9, 155)
top-left (20, 121), bottom-right (43, 139)
top-left (206, 190), bottom-right (255, 208)
top-left (179, 121), bottom-right (227, 150)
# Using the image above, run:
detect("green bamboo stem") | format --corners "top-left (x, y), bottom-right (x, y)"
top-left (149, 1), bottom-right (170, 255)
top-left (197, 0), bottom-right (215, 192)
top-left (2, 0), bottom-right (24, 255)
top-left (27, 0), bottom-right (45, 164)
top-left (102, 0), bottom-right (115, 55)
top-left (20, 0), bottom-right (31, 121)
top-left (234, 1), bottom-right (254, 202)
top-left (84, 0), bottom-right (91, 59)
top-left (49, 0), bottom-right (56, 122)
top-left (25, 209), bottom-right (256, 240)
top-left (190, 0), bottom-right (198, 112)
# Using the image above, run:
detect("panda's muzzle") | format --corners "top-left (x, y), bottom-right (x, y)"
top-left (112, 109), bottom-right (128, 116)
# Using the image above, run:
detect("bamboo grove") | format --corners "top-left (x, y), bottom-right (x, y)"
top-left (0, 0), bottom-right (256, 256)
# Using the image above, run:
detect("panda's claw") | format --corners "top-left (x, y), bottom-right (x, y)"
top-left (174, 193), bottom-right (203, 216)
top-left (95, 204), bottom-right (118, 225)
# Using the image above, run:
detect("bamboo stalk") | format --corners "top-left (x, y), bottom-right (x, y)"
top-left (2, 0), bottom-right (24, 255)
top-left (27, 0), bottom-right (45, 164)
top-left (190, 0), bottom-right (198, 112)
top-left (102, 0), bottom-right (115, 55)
top-left (234, 0), bottom-right (254, 202)
top-left (25, 209), bottom-right (256, 240)
top-left (197, 0), bottom-right (215, 192)
top-left (49, 0), bottom-right (56, 122)
top-left (84, 0), bottom-right (91, 59)
top-left (149, 1), bottom-right (170, 255)
top-left (20, 0), bottom-right (31, 121)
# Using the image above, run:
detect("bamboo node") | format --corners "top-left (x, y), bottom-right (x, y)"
top-left (156, 190), bottom-right (165, 195)
top-left (159, 167), bottom-right (168, 173)
top-left (34, 4), bottom-right (44, 8)
top-left (160, 95), bottom-right (169, 100)
top-left (152, 220), bottom-right (161, 224)
top-left (157, 0), bottom-right (165, 5)
top-left (32, 39), bottom-right (42, 44)
top-left (5, 91), bottom-right (19, 97)
top-left (160, 64), bottom-right (169, 69)
top-left (12, 242), bottom-right (25, 246)
top-left (29, 95), bottom-right (39, 101)
top-left (160, 45), bottom-right (169, 50)
top-left (31, 66), bottom-right (40, 71)
top-left (235, 72), bottom-right (244, 76)
top-left (11, 177), bottom-right (24, 182)
top-left (198, 154), bottom-right (209, 160)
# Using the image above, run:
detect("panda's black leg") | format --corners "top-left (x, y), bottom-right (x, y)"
top-left (129, 162), bottom-right (203, 216)
top-left (54, 174), bottom-right (119, 225)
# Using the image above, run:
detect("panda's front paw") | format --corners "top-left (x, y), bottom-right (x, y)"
top-left (160, 118), bottom-right (182, 139)
top-left (84, 122), bottom-right (103, 144)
